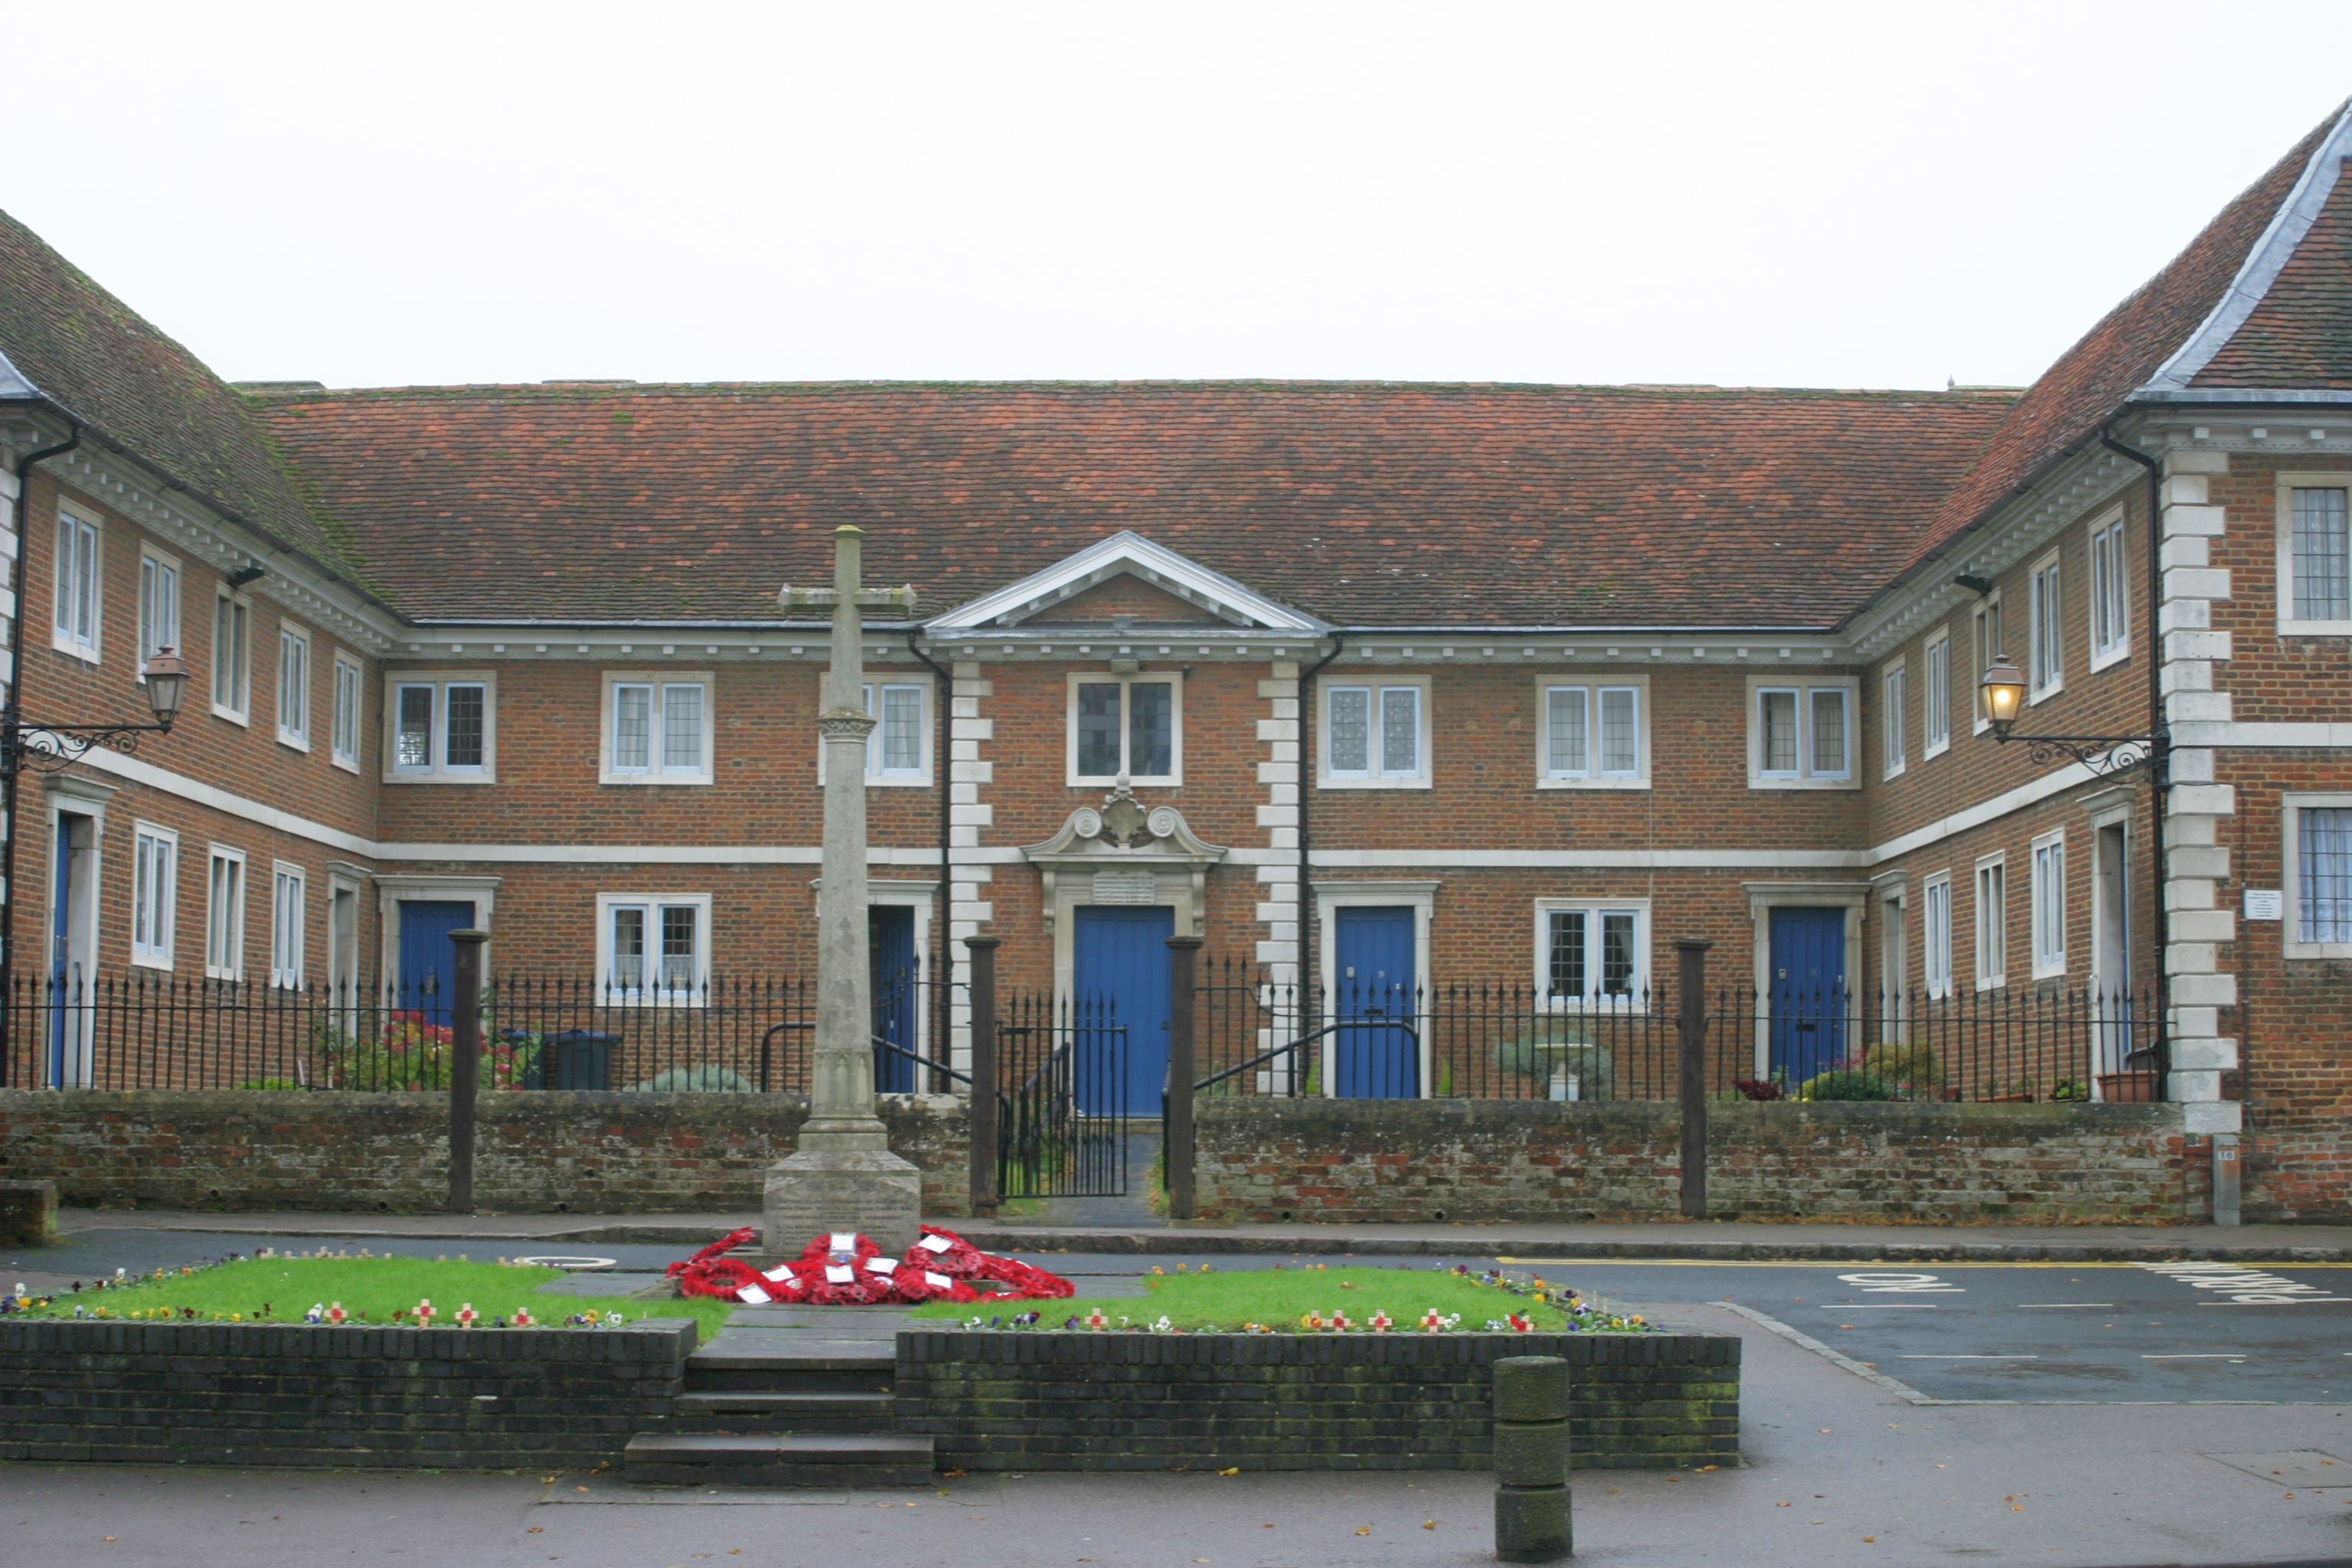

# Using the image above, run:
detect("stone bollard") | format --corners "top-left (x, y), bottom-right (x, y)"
top-left (1493, 1354), bottom-right (1572, 1561)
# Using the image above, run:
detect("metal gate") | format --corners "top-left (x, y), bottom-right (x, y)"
top-left (997, 992), bottom-right (1129, 1199)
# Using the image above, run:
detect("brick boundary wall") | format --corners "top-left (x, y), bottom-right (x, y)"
top-left (893, 1328), bottom-right (1740, 1471)
top-left (1195, 1100), bottom-right (2197, 1225)
top-left (0, 1318), bottom-right (697, 1470)
top-left (0, 1092), bottom-right (969, 1215)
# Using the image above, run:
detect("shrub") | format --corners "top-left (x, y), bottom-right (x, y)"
top-left (1858, 1040), bottom-right (1942, 1092)
top-left (1795, 1068), bottom-right (1900, 1102)
top-left (1493, 1019), bottom-right (1614, 1100)
top-left (232, 1076), bottom-right (306, 1092)
top-left (631, 1064), bottom-right (756, 1094)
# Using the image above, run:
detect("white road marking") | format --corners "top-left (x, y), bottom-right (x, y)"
top-left (1900, 1354), bottom-right (2040, 1360)
top-left (2135, 1262), bottom-right (2350, 1305)
top-left (1838, 1271), bottom-right (1964, 1293)
top-left (2145, 1354), bottom-right (2247, 1361)
top-left (1824, 1303), bottom-right (1941, 1309)
top-left (2017, 1302), bottom-right (2115, 1309)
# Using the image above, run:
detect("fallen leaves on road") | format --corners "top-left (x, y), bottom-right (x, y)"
top-left (1423, 1521), bottom-right (1437, 1530)
top-left (1356, 1526), bottom-right (1371, 1536)
top-left (1217, 1468), bottom-right (1240, 1477)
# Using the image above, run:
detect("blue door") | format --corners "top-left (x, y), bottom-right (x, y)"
top-left (871, 906), bottom-right (918, 1093)
top-left (1070, 906), bottom-right (1171, 1116)
top-left (47, 811), bottom-right (75, 1088)
top-left (1769, 906), bottom-right (1847, 1086)
top-left (1334, 906), bottom-right (1418, 1098)
top-left (397, 900), bottom-right (475, 1031)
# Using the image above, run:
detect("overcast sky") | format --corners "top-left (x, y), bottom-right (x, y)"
top-left (10, 3), bottom-right (2352, 394)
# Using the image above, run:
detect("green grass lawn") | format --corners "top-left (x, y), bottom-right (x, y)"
top-left (19, 1256), bottom-right (733, 1339)
top-left (907, 1264), bottom-right (1628, 1332)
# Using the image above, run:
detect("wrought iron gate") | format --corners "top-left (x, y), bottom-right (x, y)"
top-left (997, 993), bottom-right (1130, 1199)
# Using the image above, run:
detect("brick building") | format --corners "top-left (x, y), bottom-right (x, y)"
top-left (1, 103), bottom-right (2347, 1211)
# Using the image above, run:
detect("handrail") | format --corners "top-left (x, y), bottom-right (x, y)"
top-left (871, 1032), bottom-right (972, 1088)
top-left (1194, 1016), bottom-right (1421, 1093)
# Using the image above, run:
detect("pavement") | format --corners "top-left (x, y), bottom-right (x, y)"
top-left (18, 1208), bottom-right (2352, 1564)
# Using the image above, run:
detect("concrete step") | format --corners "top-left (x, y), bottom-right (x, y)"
top-left (669, 1390), bottom-right (897, 1434)
top-left (684, 1350), bottom-right (895, 1394)
top-left (624, 1432), bottom-right (934, 1489)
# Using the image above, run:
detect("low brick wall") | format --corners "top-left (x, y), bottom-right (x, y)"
top-left (0, 1090), bottom-right (969, 1215)
top-left (894, 1328), bottom-right (1738, 1471)
top-left (1195, 1099), bottom-right (2193, 1224)
top-left (0, 1318), bottom-right (696, 1469)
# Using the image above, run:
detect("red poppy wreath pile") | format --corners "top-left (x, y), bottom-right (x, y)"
top-left (666, 1225), bottom-right (1074, 1307)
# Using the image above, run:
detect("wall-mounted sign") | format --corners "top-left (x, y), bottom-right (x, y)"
top-left (2244, 889), bottom-right (2284, 922)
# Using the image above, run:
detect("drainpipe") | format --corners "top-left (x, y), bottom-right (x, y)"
top-left (2096, 426), bottom-right (2171, 1100)
top-left (906, 631), bottom-right (954, 1082)
top-left (1295, 635), bottom-right (1344, 1030)
top-left (0, 420), bottom-right (83, 1088)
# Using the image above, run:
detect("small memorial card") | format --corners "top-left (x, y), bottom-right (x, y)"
top-left (825, 1265), bottom-right (855, 1285)
top-left (865, 1256), bottom-right (899, 1274)
top-left (916, 1234), bottom-right (954, 1254)
top-left (924, 1271), bottom-right (953, 1291)
top-left (737, 1284), bottom-right (772, 1305)
top-left (761, 1265), bottom-right (799, 1285)
top-left (828, 1232), bottom-right (859, 1252)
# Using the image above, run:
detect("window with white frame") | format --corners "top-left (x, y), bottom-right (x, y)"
top-left (1068, 672), bottom-right (1180, 785)
top-left (270, 863), bottom-right (305, 989)
top-left (1322, 679), bottom-right (1429, 786)
top-left (53, 509), bottom-right (100, 659)
top-left (1971, 590), bottom-right (2004, 732)
top-left (2280, 478), bottom-right (2352, 632)
top-left (2285, 795), bottom-right (2352, 957)
top-left (332, 653), bottom-right (363, 771)
top-left (1922, 872), bottom-right (1952, 1000)
top-left (1882, 659), bottom-right (1908, 779)
top-left (206, 846), bottom-right (247, 981)
top-left (386, 674), bottom-right (494, 782)
top-left (277, 622), bottom-right (311, 749)
top-left (131, 824), bottom-right (178, 969)
top-left (602, 672), bottom-right (711, 783)
top-left (2028, 551), bottom-right (2063, 700)
top-left (1539, 680), bottom-right (1645, 786)
top-left (139, 548), bottom-right (180, 673)
top-left (2030, 830), bottom-right (2066, 978)
top-left (1536, 900), bottom-right (1648, 1007)
top-left (598, 894), bottom-right (710, 1000)
top-left (865, 681), bottom-right (928, 782)
top-left (1749, 679), bottom-right (1854, 787)
top-left (1974, 854), bottom-right (2007, 990)
top-left (2088, 509), bottom-right (2130, 667)
top-left (212, 588), bottom-right (251, 721)
top-left (1922, 628), bottom-right (1951, 758)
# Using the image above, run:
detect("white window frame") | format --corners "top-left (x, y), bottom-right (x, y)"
top-left (1534, 898), bottom-right (1650, 1011)
top-left (212, 585), bottom-right (252, 724)
top-left (382, 671), bottom-right (497, 783)
top-left (1974, 852), bottom-right (2007, 991)
top-left (1922, 627), bottom-right (1952, 760)
top-left (2276, 472), bottom-right (2352, 635)
top-left (130, 822), bottom-right (178, 971)
top-left (596, 892), bottom-right (713, 1004)
top-left (331, 650), bottom-right (364, 773)
top-left (270, 861), bottom-right (306, 990)
top-left (1319, 675), bottom-right (1432, 789)
top-left (2087, 506), bottom-right (2131, 671)
top-left (2030, 828), bottom-right (2066, 979)
top-left (51, 506), bottom-right (102, 663)
top-left (1881, 657), bottom-right (1908, 780)
top-left (206, 844), bottom-right (248, 982)
top-left (1747, 676), bottom-right (1857, 789)
top-left (276, 619), bottom-right (312, 751)
top-left (599, 670), bottom-right (714, 785)
top-left (2283, 792), bottom-right (2352, 959)
top-left (1970, 589), bottom-right (2005, 735)
top-left (2027, 550), bottom-right (2063, 703)
top-left (138, 545), bottom-right (181, 679)
top-left (1066, 670), bottom-right (1184, 787)
top-left (864, 678), bottom-right (933, 786)
top-left (1922, 871), bottom-right (1953, 1001)
top-left (1535, 675), bottom-right (1649, 789)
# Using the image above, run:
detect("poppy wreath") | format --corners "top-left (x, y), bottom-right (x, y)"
top-left (665, 1227), bottom-right (1070, 1306)
top-left (668, 1227), bottom-right (764, 1301)
top-left (909, 1223), bottom-right (990, 1279)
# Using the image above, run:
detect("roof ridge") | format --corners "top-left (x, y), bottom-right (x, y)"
top-left (247, 378), bottom-right (2014, 404)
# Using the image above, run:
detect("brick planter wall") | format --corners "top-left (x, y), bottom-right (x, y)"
top-left (894, 1328), bottom-right (1738, 1471)
top-left (1195, 1099), bottom-right (2193, 1224)
top-left (0, 1318), bottom-right (697, 1469)
top-left (0, 1091), bottom-right (969, 1215)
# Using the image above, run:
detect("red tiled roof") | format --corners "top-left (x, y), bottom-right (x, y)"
top-left (252, 381), bottom-right (2011, 629)
top-left (1912, 105), bottom-right (2347, 576)
top-left (0, 210), bottom-right (366, 582)
top-left (2192, 145), bottom-right (2352, 387)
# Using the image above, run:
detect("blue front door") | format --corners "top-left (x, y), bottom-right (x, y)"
top-left (1334, 906), bottom-right (1418, 1098)
top-left (397, 900), bottom-right (475, 1031)
top-left (47, 811), bottom-right (75, 1088)
top-left (1769, 906), bottom-right (1847, 1086)
top-left (871, 906), bottom-right (918, 1093)
top-left (1070, 905), bottom-right (1171, 1116)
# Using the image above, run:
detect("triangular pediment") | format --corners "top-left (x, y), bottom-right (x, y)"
top-left (926, 531), bottom-right (1325, 634)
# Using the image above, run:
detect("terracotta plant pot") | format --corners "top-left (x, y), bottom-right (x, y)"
top-left (2098, 1071), bottom-right (2159, 1102)
top-left (1983, 1092), bottom-right (2034, 1103)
